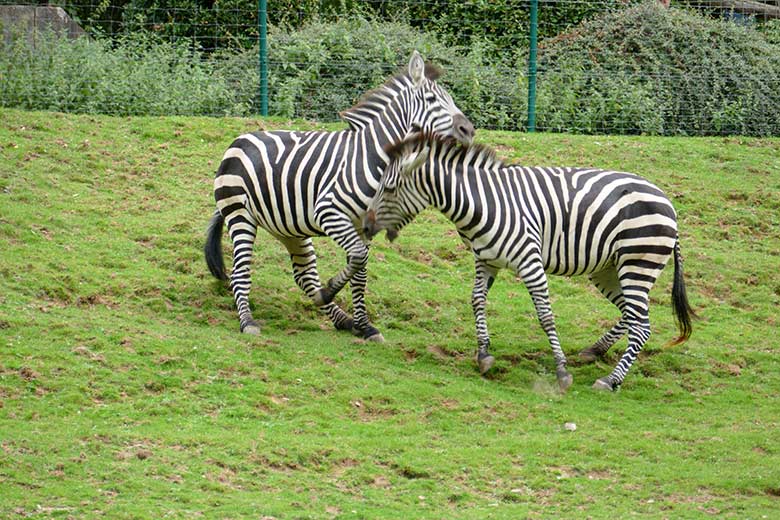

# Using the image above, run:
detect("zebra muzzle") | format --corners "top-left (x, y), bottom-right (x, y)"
top-left (362, 210), bottom-right (379, 240)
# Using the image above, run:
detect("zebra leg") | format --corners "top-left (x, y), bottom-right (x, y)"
top-left (279, 236), bottom-right (353, 332)
top-left (517, 258), bottom-right (573, 391)
top-left (226, 213), bottom-right (261, 334)
top-left (580, 321), bottom-right (628, 363)
top-left (313, 206), bottom-right (381, 340)
top-left (472, 260), bottom-right (499, 374)
top-left (593, 315), bottom-right (651, 391)
top-left (348, 265), bottom-right (384, 342)
top-left (593, 261), bottom-right (659, 391)
top-left (580, 266), bottom-right (628, 363)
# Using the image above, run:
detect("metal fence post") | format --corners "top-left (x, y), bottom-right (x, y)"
top-left (527, 0), bottom-right (538, 132)
top-left (259, 0), bottom-right (268, 116)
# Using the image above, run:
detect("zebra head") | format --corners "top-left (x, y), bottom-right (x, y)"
top-left (363, 137), bottom-right (433, 242)
top-left (404, 51), bottom-right (474, 145)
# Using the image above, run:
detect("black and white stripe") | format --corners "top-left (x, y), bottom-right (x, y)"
top-left (364, 135), bottom-right (694, 390)
top-left (205, 52), bottom-right (474, 338)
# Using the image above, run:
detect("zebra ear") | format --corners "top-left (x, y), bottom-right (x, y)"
top-left (408, 50), bottom-right (425, 89)
top-left (400, 146), bottom-right (430, 175)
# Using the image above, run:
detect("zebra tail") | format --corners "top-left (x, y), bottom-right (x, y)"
top-left (205, 209), bottom-right (228, 281)
top-left (667, 237), bottom-right (696, 347)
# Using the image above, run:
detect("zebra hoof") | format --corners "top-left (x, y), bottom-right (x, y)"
top-left (313, 288), bottom-right (332, 307)
top-left (592, 377), bottom-right (614, 392)
top-left (477, 354), bottom-right (495, 375)
top-left (241, 321), bottom-right (261, 335)
top-left (335, 317), bottom-right (354, 332)
top-left (578, 347), bottom-right (600, 363)
top-left (557, 369), bottom-right (573, 392)
top-left (353, 324), bottom-right (384, 342)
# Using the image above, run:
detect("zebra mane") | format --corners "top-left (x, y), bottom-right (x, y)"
top-left (339, 62), bottom-right (443, 131)
top-left (384, 132), bottom-right (506, 172)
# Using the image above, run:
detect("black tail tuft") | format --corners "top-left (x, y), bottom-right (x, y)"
top-left (668, 238), bottom-right (696, 346)
top-left (205, 210), bottom-right (228, 281)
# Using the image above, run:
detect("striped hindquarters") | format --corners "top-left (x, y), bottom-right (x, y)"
top-left (520, 167), bottom-right (678, 277)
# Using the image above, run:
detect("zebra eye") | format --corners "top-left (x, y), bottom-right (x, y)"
top-left (424, 93), bottom-right (436, 103)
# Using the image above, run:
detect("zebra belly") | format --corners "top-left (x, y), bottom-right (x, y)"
top-left (541, 236), bottom-right (618, 277)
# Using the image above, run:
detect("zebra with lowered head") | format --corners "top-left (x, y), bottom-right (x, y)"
top-left (205, 52), bottom-right (475, 339)
top-left (363, 134), bottom-right (695, 391)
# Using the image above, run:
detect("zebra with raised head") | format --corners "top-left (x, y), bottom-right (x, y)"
top-left (205, 52), bottom-right (474, 339)
top-left (363, 134), bottom-right (695, 391)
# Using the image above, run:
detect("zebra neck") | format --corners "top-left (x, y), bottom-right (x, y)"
top-left (340, 74), bottom-right (412, 131)
top-left (431, 162), bottom-right (513, 236)
top-left (353, 102), bottom-right (414, 178)
top-left (419, 161), bottom-right (466, 224)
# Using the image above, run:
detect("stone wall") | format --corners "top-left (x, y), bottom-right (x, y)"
top-left (1, 5), bottom-right (86, 45)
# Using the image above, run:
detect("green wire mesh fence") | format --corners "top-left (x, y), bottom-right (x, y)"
top-left (2, 0), bottom-right (779, 136)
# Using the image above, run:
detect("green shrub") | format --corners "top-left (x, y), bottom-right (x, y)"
top-left (395, 0), bottom-right (641, 54)
top-left (534, 1), bottom-right (780, 136)
top-left (0, 18), bottom-right (523, 127)
top-left (58, 0), bottom-right (638, 60)
top-left (0, 29), bottom-right (249, 116)
top-left (6, 4), bottom-right (778, 136)
top-left (267, 17), bottom-right (524, 129)
top-left (759, 19), bottom-right (780, 46)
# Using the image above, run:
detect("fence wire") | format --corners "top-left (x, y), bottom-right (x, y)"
top-left (1, 0), bottom-right (779, 136)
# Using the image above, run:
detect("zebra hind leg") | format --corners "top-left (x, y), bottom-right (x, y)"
top-left (592, 261), bottom-right (660, 391)
top-left (280, 237), bottom-right (354, 333)
top-left (580, 321), bottom-right (628, 363)
top-left (227, 215), bottom-right (261, 334)
top-left (579, 267), bottom-right (628, 363)
top-left (592, 316), bottom-right (651, 391)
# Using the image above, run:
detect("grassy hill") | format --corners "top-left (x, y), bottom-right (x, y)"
top-left (1, 108), bottom-right (779, 518)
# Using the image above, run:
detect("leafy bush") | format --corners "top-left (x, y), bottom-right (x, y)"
top-left (6, 4), bottom-right (778, 136)
top-left (395, 0), bottom-right (641, 54)
top-left (534, 2), bottom-right (780, 136)
top-left (0, 29), bottom-right (250, 116)
top-left (59, 0), bottom-right (259, 49)
top-left (57, 0), bottom-right (639, 59)
top-left (0, 17), bottom-right (523, 127)
top-left (266, 17), bottom-right (524, 129)
top-left (760, 19), bottom-right (780, 46)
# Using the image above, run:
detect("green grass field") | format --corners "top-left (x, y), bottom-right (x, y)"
top-left (1, 108), bottom-right (779, 518)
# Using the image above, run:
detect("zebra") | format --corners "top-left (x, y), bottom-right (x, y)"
top-left (205, 52), bottom-right (475, 339)
top-left (362, 134), bottom-right (695, 391)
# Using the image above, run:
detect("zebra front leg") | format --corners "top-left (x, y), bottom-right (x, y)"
top-left (348, 266), bottom-right (384, 342)
top-left (313, 206), bottom-right (381, 340)
top-left (311, 242), bottom-right (367, 308)
top-left (472, 260), bottom-right (499, 374)
top-left (280, 236), bottom-right (354, 332)
top-left (518, 259), bottom-right (573, 391)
